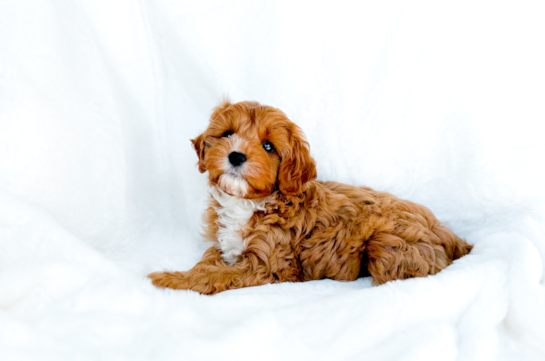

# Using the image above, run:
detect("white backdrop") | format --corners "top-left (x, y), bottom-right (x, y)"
top-left (1, 1), bottom-right (545, 360)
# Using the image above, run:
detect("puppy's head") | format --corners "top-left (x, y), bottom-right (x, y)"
top-left (191, 100), bottom-right (316, 199)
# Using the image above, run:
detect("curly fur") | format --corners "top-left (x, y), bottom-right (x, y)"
top-left (149, 100), bottom-right (472, 294)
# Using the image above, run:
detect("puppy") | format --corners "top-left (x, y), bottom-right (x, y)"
top-left (149, 100), bottom-right (472, 294)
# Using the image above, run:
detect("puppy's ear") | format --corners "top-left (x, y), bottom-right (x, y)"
top-left (190, 133), bottom-right (207, 173)
top-left (190, 99), bottom-right (232, 174)
top-left (278, 126), bottom-right (317, 195)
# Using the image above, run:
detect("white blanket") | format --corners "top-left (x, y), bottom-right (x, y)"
top-left (1, 1), bottom-right (544, 360)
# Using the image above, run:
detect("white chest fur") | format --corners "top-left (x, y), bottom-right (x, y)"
top-left (211, 187), bottom-right (267, 265)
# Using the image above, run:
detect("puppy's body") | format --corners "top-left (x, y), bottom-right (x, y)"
top-left (149, 101), bottom-right (471, 294)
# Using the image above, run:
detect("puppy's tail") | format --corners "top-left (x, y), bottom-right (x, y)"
top-left (453, 241), bottom-right (473, 260)
top-left (433, 224), bottom-right (472, 260)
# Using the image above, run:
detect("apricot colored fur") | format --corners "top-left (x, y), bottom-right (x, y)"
top-left (149, 101), bottom-right (472, 294)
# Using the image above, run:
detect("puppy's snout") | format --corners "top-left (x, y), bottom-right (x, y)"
top-left (228, 152), bottom-right (246, 167)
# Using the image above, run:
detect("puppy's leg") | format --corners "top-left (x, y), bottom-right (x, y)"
top-left (364, 227), bottom-right (471, 285)
top-left (148, 246), bottom-right (276, 295)
top-left (364, 232), bottom-right (443, 285)
top-left (148, 246), bottom-right (222, 291)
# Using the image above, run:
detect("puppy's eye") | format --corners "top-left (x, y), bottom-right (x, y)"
top-left (262, 141), bottom-right (275, 153)
top-left (222, 131), bottom-right (234, 138)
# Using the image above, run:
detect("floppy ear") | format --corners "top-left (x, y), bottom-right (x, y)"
top-left (190, 133), bottom-right (207, 173)
top-left (190, 99), bottom-right (232, 174)
top-left (278, 126), bottom-right (317, 195)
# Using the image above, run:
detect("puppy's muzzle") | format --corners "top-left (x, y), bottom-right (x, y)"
top-left (228, 152), bottom-right (246, 167)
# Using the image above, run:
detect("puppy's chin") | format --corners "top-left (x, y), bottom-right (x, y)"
top-left (216, 173), bottom-right (275, 199)
top-left (218, 174), bottom-right (249, 198)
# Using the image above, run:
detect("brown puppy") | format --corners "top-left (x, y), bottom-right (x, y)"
top-left (149, 100), bottom-right (472, 294)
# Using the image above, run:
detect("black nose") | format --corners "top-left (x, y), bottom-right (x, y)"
top-left (228, 152), bottom-right (247, 167)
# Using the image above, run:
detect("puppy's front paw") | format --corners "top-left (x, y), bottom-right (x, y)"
top-left (148, 271), bottom-right (189, 290)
